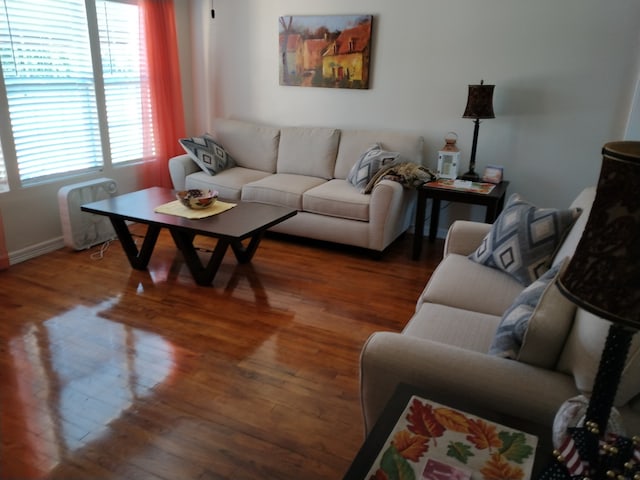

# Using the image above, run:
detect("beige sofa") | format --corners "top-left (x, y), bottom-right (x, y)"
top-left (360, 186), bottom-right (640, 439)
top-left (168, 118), bottom-right (425, 253)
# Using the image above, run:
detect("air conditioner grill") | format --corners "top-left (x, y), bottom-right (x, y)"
top-left (58, 178), bottom-right (118, 250)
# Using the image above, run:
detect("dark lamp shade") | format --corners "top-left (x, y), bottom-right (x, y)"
top-left (557, 141), bottom-right (640, 330)
top-left (462, 83), bottom-right (495, 119)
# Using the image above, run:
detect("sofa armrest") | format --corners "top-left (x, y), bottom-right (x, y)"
top-left (368, 179), bottom-right (415, 251)
top-left (359, 331), bottom-right (578, 434)
top-left (168, 154), bottom-right (200, 190)
top-left (444, 220), bottom-right (492, 256)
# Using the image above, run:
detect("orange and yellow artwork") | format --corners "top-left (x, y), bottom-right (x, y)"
top-left (279, 15), bottom-right (373, 89)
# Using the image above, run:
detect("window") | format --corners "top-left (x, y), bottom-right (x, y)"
top-left (0, 0), bottom-right (152, 188)
top-left (97, 0), bottom-right (154, 163)
top-left (0, 139), bottom-right (6, 193)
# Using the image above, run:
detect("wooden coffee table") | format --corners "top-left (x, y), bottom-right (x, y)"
top-left (81, 187), bottom-right (297, 286)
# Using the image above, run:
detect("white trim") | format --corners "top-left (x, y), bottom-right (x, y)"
top-left (9, 237), bottom-right (64, 265)
top-left (625, 77), bottom-right (640, 140)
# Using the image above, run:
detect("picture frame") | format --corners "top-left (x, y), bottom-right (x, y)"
top-left (436, 151), bottom-right (460, 180)
top-left (279, 15), bottom-right (373, 89)
top-left (482, 164), bottom-right (504, 184)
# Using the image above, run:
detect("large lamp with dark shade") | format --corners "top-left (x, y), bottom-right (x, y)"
top-left (460, 80), bottom-right (495, 182)
top-left (540, 141), bottom-right (640, 479)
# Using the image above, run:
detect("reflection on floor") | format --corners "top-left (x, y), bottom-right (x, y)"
top-left (5, 299), bottom-right (175, 476)
top-left (0, 229), bottom-right (443, 479)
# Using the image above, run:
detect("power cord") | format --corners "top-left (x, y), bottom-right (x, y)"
top-left (88, 233), bottom-right (212, 260)
top-left (88, 233), bottom-right (144, 260)
top-left (90, 238), bottom-right (114, 260)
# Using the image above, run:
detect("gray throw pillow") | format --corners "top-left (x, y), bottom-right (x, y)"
top-left (179, 134), bottom-right (236, 176)
top-left (488, 263), bottom-right (562, 359)
top-left (347, 143), bottom-right (400, 193)
top-left (469, 193), bottom-right (581, 286)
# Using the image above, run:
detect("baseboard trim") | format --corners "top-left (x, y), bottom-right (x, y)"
top-left (9, 237), bottom-right (65, 266)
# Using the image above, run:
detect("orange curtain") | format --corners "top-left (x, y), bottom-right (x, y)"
top-left (140, 0), bottom-right (186, 189)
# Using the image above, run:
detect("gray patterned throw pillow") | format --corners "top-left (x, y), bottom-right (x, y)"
top-left (347, 143), bottom-right (400, 193)
top-left (469, 193), bottom-right (581, 286)
top-left (488, 262), bottom-right (562, 359)
top-left (179, 134), bottom-right (236, 176)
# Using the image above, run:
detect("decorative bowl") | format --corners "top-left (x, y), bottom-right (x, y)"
top-left (176, 189), bottom-right (218, 209)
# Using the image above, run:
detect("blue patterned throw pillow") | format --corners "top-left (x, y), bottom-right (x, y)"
top-left (469, 194), bottom-right (581, 286)
top-left (347, 143), bottom-right (400, 193)
top-left (488, 263), bottom-right (562, 359)
top-left (179, 134), bottom-right (236, 176)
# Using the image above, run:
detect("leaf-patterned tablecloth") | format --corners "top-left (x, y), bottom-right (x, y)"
top-left (365, 396), bottom-right (538, 480)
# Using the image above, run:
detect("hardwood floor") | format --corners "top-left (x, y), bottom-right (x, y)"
top-left (0, 226), bottom-right (443, 480)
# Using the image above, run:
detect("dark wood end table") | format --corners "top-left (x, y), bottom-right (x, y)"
top-left (413, 181), bottom-right (509, 260)
top-left (81, 187), bottom-right (297, 286)
top-left (343, 382), bottom-right (550, 480)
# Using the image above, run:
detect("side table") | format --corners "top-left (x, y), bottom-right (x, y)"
top-left (413, 181), bottom-right (509, 260)
top-left (343, 383), bottom-right (552, 480)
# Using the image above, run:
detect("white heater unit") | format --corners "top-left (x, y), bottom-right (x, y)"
top-left (58, 178), bottom-right (118, 250)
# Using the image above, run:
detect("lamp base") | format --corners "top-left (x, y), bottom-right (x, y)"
top-left (539, 324), bottom-right (637, 479)
top-left (540, 427), bottom-right (640, 479)
top-left (458, 171), bottom-right (480, 182)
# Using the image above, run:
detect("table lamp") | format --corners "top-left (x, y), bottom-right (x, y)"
top-left (460, 80), bottom-right (495, 182)
top-left (540, 141), bottom-right (640, 479)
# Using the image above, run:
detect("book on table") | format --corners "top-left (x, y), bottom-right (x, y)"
top-left (427, 179), bottom-right (496, 194)
top-left (365, 395), bottom-right (538, 480)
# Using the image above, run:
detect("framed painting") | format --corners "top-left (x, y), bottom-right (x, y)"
top-left (279, 14), bottom-right (373, 89)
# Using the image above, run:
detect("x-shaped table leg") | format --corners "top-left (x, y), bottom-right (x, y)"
top-left (169, 230), bottom-right (266, 286)
top-left (109, 218), bottom-right (161, 270)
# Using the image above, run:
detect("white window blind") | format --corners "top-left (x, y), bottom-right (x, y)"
top-left (0, 0), bottom-right (153, 187)
top-left (0, 0), bottom-right (103, 183)
top-left (96, 0), bottom-right (154, 163)
top-left (0, 141), bottom-right (7, 192)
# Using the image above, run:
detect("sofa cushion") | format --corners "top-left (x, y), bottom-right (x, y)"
top-left (303, 179), bottom-right (370, 222)
top-left (241, 173), bottom-right (326, 210)
top-left (404, 303), bottom-right (501, 353)
top-left (418, 253), bottom-right (524, 317)
top-left (334, 129), bottom-right (425, 179)
top-left (469, 193), bottom-right (581, 286)
top-left (185, 167), bottom-right (271, 201)
top-left (277, 127), bottom-right (340, 180)
top-left (346, 144), bottom-right (400, 193)
top-left (517, 258), bottom-right (576, 368)
top-left (212, 118), bottom-right (280, 172)
top-left (488, 258), bottom-right (575, 367)
top-left (557, 309), bottom-right (640, 406)
top-left (179, 134), bottom-right (236, 175)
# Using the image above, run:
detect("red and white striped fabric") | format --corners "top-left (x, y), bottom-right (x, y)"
top-left (558, 435), bottom-right (587, 476)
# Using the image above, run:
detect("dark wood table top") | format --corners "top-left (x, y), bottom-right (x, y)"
top-left (81, 187), bottom-right (297, 240)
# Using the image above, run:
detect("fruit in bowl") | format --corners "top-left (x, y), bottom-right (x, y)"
top-left (176, 189), bottom-right (218, 209)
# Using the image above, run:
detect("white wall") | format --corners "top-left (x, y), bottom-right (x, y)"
top-left (190, 0), bottom-right (640, 230)
top-left (1, 0), bottom-right (639, 261)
